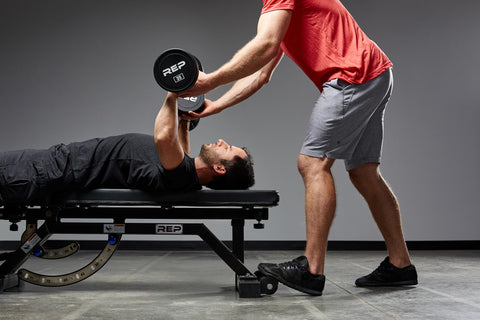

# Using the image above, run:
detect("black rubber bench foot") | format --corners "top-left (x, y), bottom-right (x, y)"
top-left (1, 274), bottom-right (20, 293)
top-left (237, 274), bottom-right (261, 298)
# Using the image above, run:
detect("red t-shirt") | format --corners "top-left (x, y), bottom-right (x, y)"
top-left (261, 0), bottom-right (392, 91)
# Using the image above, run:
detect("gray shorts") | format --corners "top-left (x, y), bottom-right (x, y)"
top-left (300, 68), bottom-right (393, 171)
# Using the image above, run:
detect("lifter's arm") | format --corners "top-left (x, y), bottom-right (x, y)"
top-left (178, 120), bottom-right (191, 156)
top-left (154, 92), bottom-right (186, 170)
top-left (180, 10), bottom-right (291, 98)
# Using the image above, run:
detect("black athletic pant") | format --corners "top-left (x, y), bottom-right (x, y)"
top-left (0, 144), bottom-right (74, 205)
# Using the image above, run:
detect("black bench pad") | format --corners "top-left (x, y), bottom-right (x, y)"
top-left (55, 189), bottom-right (280, 207)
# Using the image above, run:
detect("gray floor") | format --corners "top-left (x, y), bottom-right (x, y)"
top-left (1, 250), bottom-right (479, 320)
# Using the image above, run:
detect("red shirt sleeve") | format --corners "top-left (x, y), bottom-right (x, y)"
top-left (261, 0), bottom-right (294, 14)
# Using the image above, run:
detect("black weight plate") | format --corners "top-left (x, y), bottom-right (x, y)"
top-left (153, 48), bottom-right (199, 92)
top-left (189, 118), bottom-right (200, 131)
top-left (177, 94), bottom-right (205, 113)
top-left (191, 54), bottom-right (203, 71)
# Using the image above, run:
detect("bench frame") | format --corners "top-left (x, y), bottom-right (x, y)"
top-left (0, 189), bottom-right (279, 297)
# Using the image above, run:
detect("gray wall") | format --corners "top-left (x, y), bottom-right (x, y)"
top-left (1, 0), bottom-right (479, 242)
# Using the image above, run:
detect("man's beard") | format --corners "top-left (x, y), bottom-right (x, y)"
top-left (199, 144), bottom-right (216, 166)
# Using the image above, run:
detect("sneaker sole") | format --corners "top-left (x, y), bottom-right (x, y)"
top-left (356, 279), bottom-right (418, 287)
top-left (258, 265), bottom-right (323, 296)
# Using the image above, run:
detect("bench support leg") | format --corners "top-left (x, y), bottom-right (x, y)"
top-left (195, 223), bottom-right (261, 298)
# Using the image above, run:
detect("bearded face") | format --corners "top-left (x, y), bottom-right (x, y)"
top-left (199, 139), bottom-right (247, 166)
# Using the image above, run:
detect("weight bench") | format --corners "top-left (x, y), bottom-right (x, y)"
top-left (0, 189), bottom-right (279, 298)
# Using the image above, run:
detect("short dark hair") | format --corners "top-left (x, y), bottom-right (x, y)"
top-left (206, 147), bottom-right (254, 190)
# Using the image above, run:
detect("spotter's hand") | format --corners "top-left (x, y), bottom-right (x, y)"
top-left (179, 99), bottom-right (224, 120)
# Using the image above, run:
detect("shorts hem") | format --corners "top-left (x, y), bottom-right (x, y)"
top-left (299, 149), bottom-right (351, 160)
top-left (345, 157), bottom-right (381, 171)
top-left (300, 149), bottom-right (381, 171)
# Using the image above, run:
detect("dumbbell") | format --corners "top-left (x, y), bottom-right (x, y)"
top-left (153, 48), bottom-right (204, 130)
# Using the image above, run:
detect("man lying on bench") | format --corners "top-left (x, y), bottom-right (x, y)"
top-left (0, 92), bottom-right (254, 206)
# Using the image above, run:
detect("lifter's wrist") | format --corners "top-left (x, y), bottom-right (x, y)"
top-left (179, 119), bottom-right (190, 129)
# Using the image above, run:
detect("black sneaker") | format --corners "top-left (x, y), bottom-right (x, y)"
top-left (355, 257), bottom-right (418, 287)
top-left (258, 256), bottom-right (325, 296)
